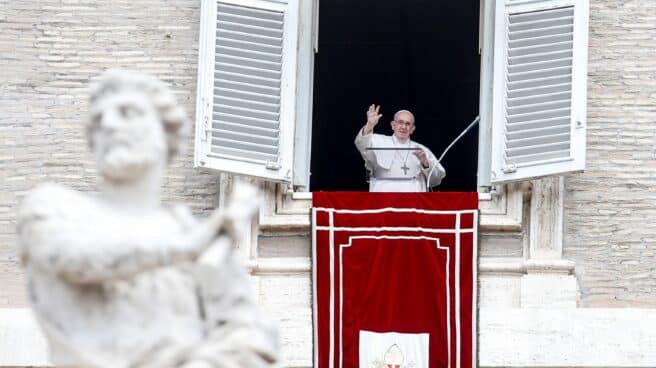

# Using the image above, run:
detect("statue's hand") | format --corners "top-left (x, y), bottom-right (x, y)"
top-left (192, 181), bottom-right (261, 264)
top-left (223, 182), bottom-right (261, 241)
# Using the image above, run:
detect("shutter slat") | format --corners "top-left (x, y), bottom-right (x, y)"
top-left (217, 29), bottom-right (282, 47)
top-left (506, 140), bottom-right (569, 157)
top-left (215, 103), bottom-right (280, 121)
top-left (506, 132), bottom-right (570, 149)
top-left (507, 65), bottom-right (571, 82)
top-left (219, 20), bottom-right (283, 39)
top-left (218, 12), bottom-right (283, 30)
top-left (217, 37), bottom-right (282, 55)
top-left (508, 57), bottom-right (572, 74)
top-left (509, 49), bottom-right (572, 66)
top-left (215, 78), bottom-right (280, 96)
top-left (212, 136), bottom-right (279, 155)
top-left (216, 53), bottom-right (282, 72)
top-left (213, 120), bottom-right (279, 138)
top-left (508, 40), bottom-right (572, 57)
top-left (509, 32), bottom-right (573, 49)
top-left (216, 61), bottom-right (281, 80)
top-left (507, 74), bottom-right (571, 91)
top-left (214, 111), bottom-right (279, 129)
top-left (215, 86), bottom-right (280, 105)
top-left (212, 129), bottom-right (279, 147)
top-left (507, 91), bottom-right (571, 108)
top-left (509, 15), bottom-right (573, 33)
top-left (506, 99), bottom-right (570, 116)
top-left (505, 149), bottom-right (571, 165)
top-left (210, 146), bottom-right (278, 163)
top-left (215, 71), bottom-right (280, 88)
top-left (508, 83), bottom-right (571, 99)
top-left (216, 44), bottom-right (281, 63)
top-left (506, 116), bottom-right (570, 131)
top-left (218, 3), bottom-right (283, 22)
top-left (506, 124), bottom-right (570, 140)
top-left (214, 95), bottom-right (280, 113)
top-left (509, 23), bottom-right (573, 40)
top-left (507, 107), bottom-right (570, 124)
top-left (509, 7), bottom-right (573, 23)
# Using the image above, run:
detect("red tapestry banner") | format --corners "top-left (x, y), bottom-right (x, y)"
top-left (312, 192), bottom-right (478, 368)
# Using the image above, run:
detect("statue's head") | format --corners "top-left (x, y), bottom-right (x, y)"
top-left (86, 70), bottom-right (188, 183)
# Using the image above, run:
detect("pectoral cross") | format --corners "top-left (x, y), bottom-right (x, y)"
top-left (401, 164), bottom-right (410, 175)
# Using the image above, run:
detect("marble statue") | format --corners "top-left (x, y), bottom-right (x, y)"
top-left (16, 70), bottom-right (279, 367)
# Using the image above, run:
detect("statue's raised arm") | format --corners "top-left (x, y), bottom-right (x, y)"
top-left (16, 70), bottom-right (278, 368)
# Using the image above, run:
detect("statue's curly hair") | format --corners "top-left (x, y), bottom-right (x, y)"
top-left (87, 69), bottom-right (188, 161)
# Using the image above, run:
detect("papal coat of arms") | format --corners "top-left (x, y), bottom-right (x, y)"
top-left (360, 330), bottom-right (429, 368)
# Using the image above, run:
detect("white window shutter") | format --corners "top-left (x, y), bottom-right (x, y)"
top-left (489, 0), bottom-right (588, 184)
top-left (195, 0), bottom-right (299, 182)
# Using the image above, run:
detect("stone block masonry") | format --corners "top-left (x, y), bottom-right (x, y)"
top-left (0, 0), bottom-right (220, 307)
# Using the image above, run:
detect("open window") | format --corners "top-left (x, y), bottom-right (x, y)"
top-left (194, 0), bottom-right (589, 190)
top-left (309, 0), bottom-right (481, 192)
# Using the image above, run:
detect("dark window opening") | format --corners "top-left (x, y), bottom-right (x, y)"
top-left (310, 0), bottom-right (480, 191)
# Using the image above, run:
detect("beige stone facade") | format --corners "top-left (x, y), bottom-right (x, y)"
top-left (0, 0), bottom-right (221, 307)
top-left (565, 0), bottom-right (656, 307)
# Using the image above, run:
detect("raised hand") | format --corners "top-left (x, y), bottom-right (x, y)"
top-left (363, 104), bottom-right (382, 135)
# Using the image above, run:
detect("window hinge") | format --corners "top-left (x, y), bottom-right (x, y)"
top-left (502, 163), bottom-right (517, 173)
top-left (489, 185), bottom-right (501, 198)
top-left (202, 115), bottom-right (210, 141)
top-left (265, 161), bottom-right (281, 170)
top-left (204, 98), bottom-right (212, 141)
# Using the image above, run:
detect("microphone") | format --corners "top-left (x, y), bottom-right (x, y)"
top-left (426, 115), bottom-right (480, 191)
top-left (438, 115), bottom-right (480, 163)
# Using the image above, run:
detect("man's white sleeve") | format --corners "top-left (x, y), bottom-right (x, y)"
top-left (354, 128), bottom-right (376, 172)
top-left (420, 148), bottom-right (446, 188)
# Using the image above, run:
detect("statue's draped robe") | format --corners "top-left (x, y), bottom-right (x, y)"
top-left (17, 184), bottom-right (278, 368)
top-left (354, 130), bottom-right (446, 192)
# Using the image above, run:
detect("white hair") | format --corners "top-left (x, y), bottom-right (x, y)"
top-left (393, 109), bottom-right (415, 124)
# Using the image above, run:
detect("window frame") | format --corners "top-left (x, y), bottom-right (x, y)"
top-left (293, 0), bottom-right (495, 192)
top-left (196, 0), bottom-right (587, 221)
top-left (259, 181), bottom-right (523, 232)
top-left (290, 0), bottom-right (317, 189)
top-left (290, 0), bottom-right (587, 190)
top-left (292, 0), bottom-right (494, 193)
top-left (262, 0), bottom-right (524, 230)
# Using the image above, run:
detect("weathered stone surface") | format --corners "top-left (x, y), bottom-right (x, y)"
top-left (1, 1), bottom-right (656, 367)
top-left (564, 0), bottom-right (656, 307)
top-left (0, 1), bottom-right (220, 307)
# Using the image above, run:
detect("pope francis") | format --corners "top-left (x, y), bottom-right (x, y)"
top-left (354, 104), bottom-right (446, 192)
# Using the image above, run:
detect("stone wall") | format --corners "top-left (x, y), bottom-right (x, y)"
top-left (0, 0), bottom-right (220, 307)
top-left (1, 0), bottom-right (655, 311)
top-left (564, 0), bottom-right (656, 307)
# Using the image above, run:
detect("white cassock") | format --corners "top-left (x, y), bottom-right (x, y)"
top-left (355, 129), bottom-right (446, 192)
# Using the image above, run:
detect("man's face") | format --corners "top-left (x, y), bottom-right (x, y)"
top-left (89, 92), bottom-right (166, 183)
top-left (391, 112), bottom-right (416, 141)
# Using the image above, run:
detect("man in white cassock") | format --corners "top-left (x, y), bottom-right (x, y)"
top-left (354, 104), bottom-right (446, 192)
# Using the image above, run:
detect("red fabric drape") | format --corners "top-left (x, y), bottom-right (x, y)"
top-left (313, 192), bottom-right (478, 368)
